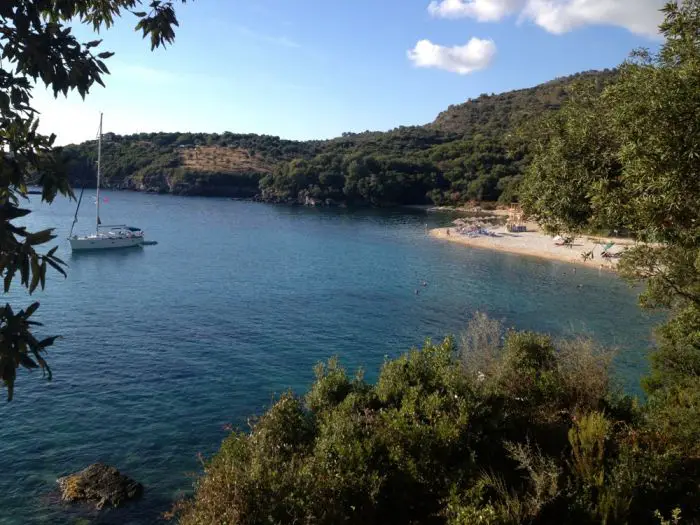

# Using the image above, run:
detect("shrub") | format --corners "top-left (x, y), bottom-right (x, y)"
top-left (174, 316), bottom-right (699, 524)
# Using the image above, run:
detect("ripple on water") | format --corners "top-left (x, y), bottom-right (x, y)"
top-left (0, 194), bottom-right (658, 524)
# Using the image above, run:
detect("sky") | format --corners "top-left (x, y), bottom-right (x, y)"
top-left (33, 0), bottom-right (666, 145)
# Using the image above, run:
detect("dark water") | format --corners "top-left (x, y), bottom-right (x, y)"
top-left (0, 192), bottom-right (657, 524)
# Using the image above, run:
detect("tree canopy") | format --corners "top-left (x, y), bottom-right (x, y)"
top-left (520, 0), bottom-right (700, 396)
top-left (256, 72), bottom-right (615, 207)
top-left (1, 0), bottom-right (186, 400)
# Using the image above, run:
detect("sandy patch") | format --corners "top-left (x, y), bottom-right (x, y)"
top-left (429, 225), bottom-right (633, 271)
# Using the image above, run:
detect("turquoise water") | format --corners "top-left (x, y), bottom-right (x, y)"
top-left (1, 192), bottom-right (657, 524)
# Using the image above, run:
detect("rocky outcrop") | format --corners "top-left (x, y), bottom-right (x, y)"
top-left (57, 463), bottom-right (143, 510)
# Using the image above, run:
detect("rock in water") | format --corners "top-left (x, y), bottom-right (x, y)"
top-left (57, 463), bottom-right (143, 509)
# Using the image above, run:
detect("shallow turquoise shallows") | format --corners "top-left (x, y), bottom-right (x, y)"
top-left (0, 192), bottom-right (658, 524)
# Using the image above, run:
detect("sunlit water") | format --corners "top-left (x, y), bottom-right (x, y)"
top-left (0, 192), bottom-right (658, 524)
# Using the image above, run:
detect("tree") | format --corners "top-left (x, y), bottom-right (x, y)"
top-left (1, 0), bottom-right (187, 400)
top-left (521, 1), bottom-right (700, 393)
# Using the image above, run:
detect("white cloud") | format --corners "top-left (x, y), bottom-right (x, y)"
top-left (523, 0), bottom-right (665, 37)
top-left (428, 0), bottom-right (523, 22)
top-left (427, 0), bottom-right (665, 37)
top-left (407, 37), bottom-right (497, 75)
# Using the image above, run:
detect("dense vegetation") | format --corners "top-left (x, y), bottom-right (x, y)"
top-left (175, 2), bottom-right (700, 524)
top-left (259, 70), bottom-right (607, 206)
top-left (175, 316), bottom-right (698, 525)
top-left (520, 0), bottom-right (700, 399)
top-left (61, 132), bottom-right (322, 197)
top-left (61, 70), bottom-right (615, 205)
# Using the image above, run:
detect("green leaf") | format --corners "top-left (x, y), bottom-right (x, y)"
top-left (37, 336), bottom-right (60, 349)
top-left (26, 229), bottom-right (56, 246)
top-left (46, 258), bottom-right (67, 278)
top-left (29, 257), bottom-right (41, 294)
top-left (20, 356), bottom-right (39, 369)
top-left (4, 270), bottom-right (14, 293)
top-left (0, 206), bottom-right (31, 221)
top-left (24, 302), bottom-right (40, 318)
top-left (40, 261), bottom-right (46, 289)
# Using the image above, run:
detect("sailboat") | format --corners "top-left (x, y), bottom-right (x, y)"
top-left (69, 113), bottom-right (145, 251)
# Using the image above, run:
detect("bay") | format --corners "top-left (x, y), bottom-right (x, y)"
top-left (0, 191), bottom-right (657, 524)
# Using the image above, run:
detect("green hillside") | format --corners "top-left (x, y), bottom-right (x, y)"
top-left (60, 133), bottom-right (322, 198)
top-left (430, 70), bottom-right (616, 135)
top-left (60, 69), bottom-right (615, 204)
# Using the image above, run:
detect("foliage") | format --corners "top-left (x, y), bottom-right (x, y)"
top-left (519, 4), bottom-right (700, 521)
top-left (59, 132), bottom-right (320, 196)
top-left (655, 508), bottom-right (683, 525)
top-left (175, 315), bottom-right (699, 524)
top-left (521, 1), bottom-right (700, 393)
top-left (259, 73), bottom-right (615, 207)
top-left (60, 71), bottom-right (615, 206)
top-left (430, 70), bottom-right (616, 136)
top-left (0, 0), bottom-right (185, 399)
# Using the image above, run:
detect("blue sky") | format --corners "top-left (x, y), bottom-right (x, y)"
top-left (35, 0), bottom-right (665, 145)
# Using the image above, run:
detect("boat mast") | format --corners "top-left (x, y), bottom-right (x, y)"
top-left (96, 112), bottom-right (103, 234)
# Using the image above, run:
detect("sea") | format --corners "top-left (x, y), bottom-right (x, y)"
top-left (0, 191), bottom-right (658, 524)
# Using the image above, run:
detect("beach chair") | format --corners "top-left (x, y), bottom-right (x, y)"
top-left (554, 235), bottom-right (574, 247)
top-left (601, 242), bottom-right (620, 259)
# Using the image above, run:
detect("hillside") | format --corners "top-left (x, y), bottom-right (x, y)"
top-left (61, 133), bottom-right (321, 197)
top-left (431, 69), bottom-right (617, 135)
top-left (61, 69), bottom-right (615, 204)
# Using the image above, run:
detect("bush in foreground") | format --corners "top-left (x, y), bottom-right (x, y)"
top-left (174, 317), bottom-right (698, 524)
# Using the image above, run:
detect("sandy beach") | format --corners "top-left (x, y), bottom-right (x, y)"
top-left (430, 223), bottom-right (633, 271)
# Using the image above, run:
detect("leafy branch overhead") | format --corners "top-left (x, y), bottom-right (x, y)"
top-left (0, 0), bottom-right (186, 400)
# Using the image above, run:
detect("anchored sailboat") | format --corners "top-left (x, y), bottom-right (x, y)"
top-left (69, 113), bottom-right (145, 251)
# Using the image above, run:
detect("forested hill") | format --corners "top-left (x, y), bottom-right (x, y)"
top-left (60, 69), bottom-right (615, 203)
top-left (60, 133), bottom-right (323, 198)
top-left (430, 70), bottom-right (616, 136)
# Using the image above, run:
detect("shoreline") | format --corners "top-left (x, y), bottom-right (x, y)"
top-left (404, 204), bottom-right (512, 216)
top-left (430, 225), bottom-right (630, 272)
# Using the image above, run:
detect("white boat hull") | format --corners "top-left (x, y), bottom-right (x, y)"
top-left (69, 235), bottom-right (144, 251)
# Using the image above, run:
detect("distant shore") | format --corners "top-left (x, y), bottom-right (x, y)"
top-left (430, 224), bottom-right (633, 271)
top-left (405, 204), bottom-right (512, 216)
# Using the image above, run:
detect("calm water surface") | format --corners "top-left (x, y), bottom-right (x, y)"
top-left (0, 192), bottom-right (657, 524)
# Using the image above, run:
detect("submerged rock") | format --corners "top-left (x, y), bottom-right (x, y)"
top-left (57, 463), bottom-right (143, 510)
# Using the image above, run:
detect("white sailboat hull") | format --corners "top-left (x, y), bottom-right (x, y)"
top-left (69, 234), bottom-right (144, 251)
top-left (68, 114), bottom-right (151, 253)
